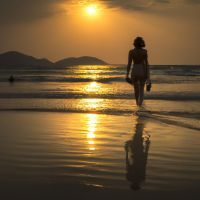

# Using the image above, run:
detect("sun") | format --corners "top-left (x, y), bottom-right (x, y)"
top-left (86, 5), bottom-right (96, 14)
top-left (87, 7), bottom-right (96, 14)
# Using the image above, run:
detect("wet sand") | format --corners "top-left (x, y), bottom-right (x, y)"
top-left (0, 111), bottom-right (200, 199)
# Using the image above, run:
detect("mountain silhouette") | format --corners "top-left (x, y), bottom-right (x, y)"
top-left (54, 56), bottom-right (107, 66)
top-left (0, 51), bottom-right (108, 66)
top-left (0, 51), bottom-right (53, 66)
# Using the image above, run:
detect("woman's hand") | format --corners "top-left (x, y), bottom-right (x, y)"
top-left (147, 77), bottom-right (151, 84)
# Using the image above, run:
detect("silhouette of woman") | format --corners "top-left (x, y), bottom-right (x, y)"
top-left (124, 116), bottom-right (150, 190)
top-left (126, 37), bottom-right (151, 107)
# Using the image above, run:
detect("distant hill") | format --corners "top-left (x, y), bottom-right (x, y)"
top-left (0, 51), bottom-right (108, 66)
top-left (0, 51), bottom-right (53, 66)
top-left (54, 56), bottom-right (108, 66)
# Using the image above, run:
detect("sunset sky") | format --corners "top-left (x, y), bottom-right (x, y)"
top-left (0, 0), bottom-right (200, 64)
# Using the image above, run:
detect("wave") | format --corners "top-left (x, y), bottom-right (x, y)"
top-left (1, 65), bottom-right (200, 83)
top-left (0, 76), bottom-right (125, 83)
top-left (1, 77), bottom-right (200, 84)
top-left (136, 111), bottom-right (200, 132)
top-left (0, 93), bottom-right (200, 100)
top-left (1, 108), bottom-right (200, 131)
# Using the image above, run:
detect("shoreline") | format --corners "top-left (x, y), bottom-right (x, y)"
top-left (0, 111), bottom-right (200, 199)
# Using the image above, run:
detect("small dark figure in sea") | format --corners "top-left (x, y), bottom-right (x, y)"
top-left (126, 37), bottom-right (151, 107)
top-left (9, 75), bottom-right (14, 82)
top-left (125, 116), bottom-right (150, 190)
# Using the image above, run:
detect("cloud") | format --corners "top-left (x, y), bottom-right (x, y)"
top-left (186, 0), bottom-right (200, 4)
top-left (100, 0), bottom-right (149, 11)
top-left (99, 0), bottom-right (173, 11)
top-left (0, 0), bottom-right (69, 24)
top-left (0, 0), bottom-right (150, 24)
top-left (0, 0), bottom-right (199, 25)
top-left (155, 0), bottom-right (170, 3)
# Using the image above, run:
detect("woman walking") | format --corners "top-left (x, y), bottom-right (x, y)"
top-left (126, 37), bottom-right (150, 107)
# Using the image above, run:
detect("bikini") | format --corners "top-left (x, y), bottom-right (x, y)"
top-left (131, 61), bottom-right (146, 84)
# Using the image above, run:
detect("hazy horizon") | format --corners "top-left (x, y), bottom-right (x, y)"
top-left (1, 0), bottom-right (200, 65)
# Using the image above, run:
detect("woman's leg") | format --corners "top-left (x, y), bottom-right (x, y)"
top-left (138, 82), bottom-right (145, 107)
top-left (134, 83), bottom-right (139, 106)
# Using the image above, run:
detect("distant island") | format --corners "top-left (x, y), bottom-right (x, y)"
top-left (0, 51), bottom-right (108, 66)
top-left (54, 56), bottom-right (108, 66)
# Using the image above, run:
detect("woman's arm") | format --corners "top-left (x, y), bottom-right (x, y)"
top-left (126, 51), bottom-right (132, 77)
top-left (144, 51), bottom-right (150, 82)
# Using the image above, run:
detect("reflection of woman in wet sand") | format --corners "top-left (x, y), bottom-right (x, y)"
top-left (126, 37), bottom-right (151, 107)
top-left (125, 116), bottom-right (150, 190)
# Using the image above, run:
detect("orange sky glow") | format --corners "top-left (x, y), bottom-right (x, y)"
top-left (0, 0), bottom-right (200, 64)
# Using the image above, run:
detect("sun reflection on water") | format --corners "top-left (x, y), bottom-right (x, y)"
top-left (81, 81), bottom-right (112, 99)
top-left (82, 98), bottom-right (104, 110)
top-left (84, 81), bottom-right (99, 93)
top-left (86, 114), bottom-right (99, 151)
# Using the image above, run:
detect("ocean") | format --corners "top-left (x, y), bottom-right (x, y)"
top-left (0, 64), bottom-right (200, 199)
top-left (0, 65), bottom-right (200, 112)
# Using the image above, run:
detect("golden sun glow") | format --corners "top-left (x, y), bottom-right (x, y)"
top-left (85, 4), bottom-right (98, 14)
top-left (86, 6), bottom-right (96, 14)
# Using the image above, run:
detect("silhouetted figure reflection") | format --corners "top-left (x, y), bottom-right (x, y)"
top-left (125, 116), bottom-right (150, 190)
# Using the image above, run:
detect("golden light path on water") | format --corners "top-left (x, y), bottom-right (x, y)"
top-left (78, 82), bottom-right (106, 111)
top-left (79, 80), bottom-right (102, 151)
top-left (84, 81), bottom-right (100, 93)
top-left (84, 99), bottom-right (104, 109)
top-left (87, 114), bottom-right (98, 151)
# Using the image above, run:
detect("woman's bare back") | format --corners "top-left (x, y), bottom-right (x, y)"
top-left (129, 48), bottom-right (147, 64)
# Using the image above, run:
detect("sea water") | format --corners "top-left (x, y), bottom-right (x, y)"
top-left (0, 65), bottom-right (200, 128)
top-left (0, 65), bottom-right (200, 196)
top-left (0, 65), bottom-right (200, 111)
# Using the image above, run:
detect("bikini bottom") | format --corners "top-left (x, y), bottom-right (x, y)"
top-left (131, 63), bottom-right (146, 84)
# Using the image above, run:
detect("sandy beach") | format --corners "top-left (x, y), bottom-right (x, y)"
top-left (0, 110), bottom-right (200, 200)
